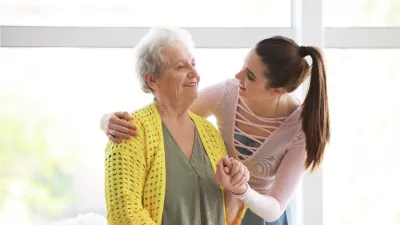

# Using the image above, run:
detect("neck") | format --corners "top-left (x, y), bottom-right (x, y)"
top-left (155, 98), bottom-right (191, 123)
top-left (243, 94), bottom-right (297, 118)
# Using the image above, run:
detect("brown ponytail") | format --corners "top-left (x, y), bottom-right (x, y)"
top-left (255, 37), bottom-right (330, 172)
top-left (301, 46), bottom-right (330, 171)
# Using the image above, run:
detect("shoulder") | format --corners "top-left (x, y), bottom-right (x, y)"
top-left (224, 78), bottom-right (240, 91)
top-left (131, 103), bottom-right (157, 121)
top-left (213, 78), bottom-right (240, 109)
top-left (222, 78), bottom-right (239, 99)
top-left (129, 103), bottom-right (161, 129)
top-left (190, 112), bottom-right (218, 133)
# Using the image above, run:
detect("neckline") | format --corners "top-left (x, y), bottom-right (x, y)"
top-left (231, 95), bottom-right (301, 163)
top-left (162, 121), bottom-right (198, 163)
top-left (238, 96), bottom-right (300, 120)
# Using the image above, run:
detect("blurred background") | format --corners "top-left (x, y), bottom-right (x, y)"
top-left (0, 0), bottom-right (399, 224)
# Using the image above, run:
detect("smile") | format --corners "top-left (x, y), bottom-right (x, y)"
top-left (184, 82), bottom-right (197, 87)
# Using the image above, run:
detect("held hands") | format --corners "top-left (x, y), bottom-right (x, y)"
top-left (215, 156), bottom-right (250, 195)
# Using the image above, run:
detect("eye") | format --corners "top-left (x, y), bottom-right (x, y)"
top-left (177, 64), bottom-right (184, 69)
top-left (247, 72), bottom-right (255, 81)
top-left (245, 68), bottom-right (255, 81)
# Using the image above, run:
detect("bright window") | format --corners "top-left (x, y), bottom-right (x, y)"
top-left (0, 0), bottom-right (291, 27)
top-left (0, 48), bottom-right (248, 225)
top-left (323, 49), bottom-right (400, 225)
top-left (324, 0), bottom-right (400, 27)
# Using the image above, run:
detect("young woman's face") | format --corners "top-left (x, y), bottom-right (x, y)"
top-left (235, 49), bottom-right (278, 102)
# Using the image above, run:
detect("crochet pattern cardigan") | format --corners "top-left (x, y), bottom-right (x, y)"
top-left (104, 103), bottom-right (245, 225)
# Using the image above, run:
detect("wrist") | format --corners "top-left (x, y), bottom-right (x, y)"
top-left (100, 114), bottom-right (108, 131)
top-left (231, 183), bottom-right (248, 195)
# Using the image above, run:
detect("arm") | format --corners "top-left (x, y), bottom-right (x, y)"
top-left (215, 157), bottom-right (248, 225)
top-left (215, 140), bottom-right (248, 225)
top-left (189, 81), bottom-right (226, 118)
top-left (100, 80), bottom-right (226, 142)
top-left (104, 121), bottom-right (157, 225)
top-left (232, 131), bottom-right (307, 222)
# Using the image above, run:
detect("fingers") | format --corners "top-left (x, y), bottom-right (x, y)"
top-left (109, 129), bottom-right (132, 140)
top-left (224, 166), bottom-right (230, 174)
top-left (219, 156), bottom-right (251, 189)
top-left (229, 159), bottom-right (241, 177)
top-left (115, 111), bottom-right (133, 121)
top-left (230, 163), bottom-right (245, 185)
top-left (217, 159), bottom-right (226, 174)
top-left (233, 169), bottom-right (248, 188)
top-left (244, 165), bottom-right (250, 183)
top-left (221, 156), bottom-right (233, 174)
top-left (109, 123), bottom-right (136, 138)
top-left (110, 115), bottom-right (137, 132)
top-left (107, 134), bottom-right (121, 144)
top-left (223, 156), bottom-right (233, 169)
top-left (108, 119), bottom-right (137, 139)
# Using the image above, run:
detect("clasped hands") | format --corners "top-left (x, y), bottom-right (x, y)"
top-left (215, 156), bottom-right (250, 195)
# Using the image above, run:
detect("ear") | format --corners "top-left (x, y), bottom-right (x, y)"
top-left (271, 87), bottom-right (285, 96)
top-left (145, 72), bottom-right (158, 91)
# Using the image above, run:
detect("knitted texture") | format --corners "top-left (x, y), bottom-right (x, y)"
top-left (104, 103), bottom-right (244, 225)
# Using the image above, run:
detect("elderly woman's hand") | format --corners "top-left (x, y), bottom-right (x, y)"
top-left (215, 156), bottom-right (249, 195)
top-left (100, 111), bottom-right (137, 143)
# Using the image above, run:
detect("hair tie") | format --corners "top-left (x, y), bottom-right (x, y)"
top-left (299, 46), bottom-right (308, 57)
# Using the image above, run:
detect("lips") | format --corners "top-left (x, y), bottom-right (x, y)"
top-left (239, 84), bottom-right (246, 91)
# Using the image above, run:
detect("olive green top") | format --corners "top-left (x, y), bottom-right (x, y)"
top-left (161, 123), bottom-right (224, 225)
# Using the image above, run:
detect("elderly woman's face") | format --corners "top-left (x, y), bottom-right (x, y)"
top-left (151, 44), bottom-right (200, 105)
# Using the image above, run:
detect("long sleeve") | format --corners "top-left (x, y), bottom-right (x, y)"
top-left (189, 81), bottom-right (226, 118)
top-left (232, 131), bottom-right (307, 222)
top-left (104, 121), bottom-right (157, 225)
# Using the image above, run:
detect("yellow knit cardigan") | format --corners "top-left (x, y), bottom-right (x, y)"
top-left (105, 104), bottom-right (245, 225)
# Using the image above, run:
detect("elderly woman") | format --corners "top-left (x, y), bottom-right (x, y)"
top-left (104, 27), bottom-right (248, 225)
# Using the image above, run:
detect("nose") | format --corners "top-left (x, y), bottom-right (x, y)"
top-left (188, 65), bottom-right (200, 81)
top-left (235, 67), bottom-right (245, 80)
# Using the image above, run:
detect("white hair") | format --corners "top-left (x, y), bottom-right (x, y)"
top-left (134, 26), bottom-right (195, 93)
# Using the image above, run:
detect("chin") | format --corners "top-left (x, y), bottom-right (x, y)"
top-left (182, 93), bottom-right (197, 106)
top-left (190, 94), bottom-right (198, 102)
top-left (189, 88), bottom-right (199, 97)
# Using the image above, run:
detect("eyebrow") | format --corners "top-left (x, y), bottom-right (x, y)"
top-left (174, 56), bottom-right (195, 65)
top-left (174, 59), bottom-right (185, 64)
